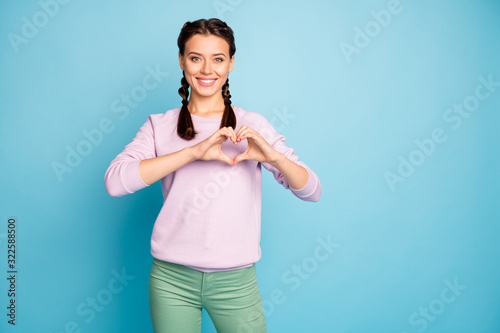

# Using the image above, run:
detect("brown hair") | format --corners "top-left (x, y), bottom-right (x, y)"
top-left (177, 18), bottom-right (237, 140)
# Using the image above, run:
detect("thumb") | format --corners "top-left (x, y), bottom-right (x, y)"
top-left (233, 152), bottom-right (249, 165)
top-left (218, 151), bottom-right (235, 166)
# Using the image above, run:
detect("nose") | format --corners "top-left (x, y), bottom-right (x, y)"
top-left (201, 60), bottom-right (212, 74)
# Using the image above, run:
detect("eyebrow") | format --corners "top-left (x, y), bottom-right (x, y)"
top-left (187, 52), bottom-right (227, 58)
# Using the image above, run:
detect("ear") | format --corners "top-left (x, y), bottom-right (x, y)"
top-left (228, 55), bottom-right (235, 73)
top-left (179, 52), bottom-right (184, 71)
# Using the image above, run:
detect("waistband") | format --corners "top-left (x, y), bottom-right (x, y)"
top-left (152, 257), bottom-right (254, 274)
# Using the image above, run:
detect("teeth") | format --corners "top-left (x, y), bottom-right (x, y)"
top-left (200, 79), bottom-right (215, 83)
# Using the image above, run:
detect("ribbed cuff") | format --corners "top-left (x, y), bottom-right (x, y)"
top-left (122, 160), bottom-right (149, 194)
top-left (289, 166), bottom-right (320, 201)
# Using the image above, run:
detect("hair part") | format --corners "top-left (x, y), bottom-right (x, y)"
top-left (176, 18), bottom-right (237, 140)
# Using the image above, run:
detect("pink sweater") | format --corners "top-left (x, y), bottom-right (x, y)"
top-left (104, 106), bottom-right (321, 272)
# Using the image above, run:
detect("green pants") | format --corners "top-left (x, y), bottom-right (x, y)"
top-left (149, 258), bottom-right (267, 333)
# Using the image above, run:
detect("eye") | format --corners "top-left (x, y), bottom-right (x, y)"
top-left (214, 58), bottom-right (224, 62)
top-left (190, 56), bottom-right (200, 61)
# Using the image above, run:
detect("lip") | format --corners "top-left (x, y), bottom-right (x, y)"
top-left (196, 77), bottom-right (217, 87)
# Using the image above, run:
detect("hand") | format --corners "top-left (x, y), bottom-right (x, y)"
top-left (233, 125), bottom-right (283, 165)
top-left (192, 126), bottom-right (237, 166)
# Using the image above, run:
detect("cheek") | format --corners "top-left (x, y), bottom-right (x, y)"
top-left (184, 65), bottom-right (198, 76)
top-left (215, 64), bottom-right (230, 77)
top-left (183, 66), bottom-right (199, 85)
top-left (183, 59), bottom-right (202, 72)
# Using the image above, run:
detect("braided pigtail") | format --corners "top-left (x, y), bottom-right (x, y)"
top-left (220, 77), bottom-right (236, 130)
top-left (177, 71), bottom-right (197, 140)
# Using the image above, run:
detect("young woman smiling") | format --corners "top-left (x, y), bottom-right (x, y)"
top-left (105, 18), bottom-right (321, 333)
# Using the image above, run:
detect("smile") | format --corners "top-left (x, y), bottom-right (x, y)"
top-left (197, 78), bottom-right (217, 87)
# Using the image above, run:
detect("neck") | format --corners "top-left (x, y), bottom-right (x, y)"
top-left (188, 91), bottom-right (226, 118)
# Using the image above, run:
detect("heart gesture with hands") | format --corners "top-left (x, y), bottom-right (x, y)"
top-left (233, 125), bottom-right (282, 165)
top-left (193, 126), bottom-right (238, 166)
top-left (193, 125), bottom-right (282, 166)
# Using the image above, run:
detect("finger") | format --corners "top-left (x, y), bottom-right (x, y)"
top-left (234, 144), bottom-right (253, 164)
top-left (217, 127), bottom-right (236, 144)
top-left (239, 132), bottom-right (276, 161)
top-left (236, 125), bottom-right (248, 134)
top-left (225, 126), bottom-right (238, 144)
top-left (221, 127), bottom-right (237, 144)
top-left (238, 130), bottom-right (261, 144)
top-left (233, 152), bottom-right (249, 165)
top-left (218, 151), bottom-right (234, 166)
top-left (236, 129), bottom-right (252, 142)
top-left (235, 125), bottom-right (250, 141)
top-left (237, 127), bottom-right (262, 142)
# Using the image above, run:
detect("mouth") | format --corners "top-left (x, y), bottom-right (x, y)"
top-left (196, 77), bottom-right (217, 87)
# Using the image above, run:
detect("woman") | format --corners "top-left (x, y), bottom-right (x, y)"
top-left (104, 18), bottom-right (321, 333)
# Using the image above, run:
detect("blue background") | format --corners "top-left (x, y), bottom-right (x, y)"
top-left (1, 0), bottom-right (499, 332)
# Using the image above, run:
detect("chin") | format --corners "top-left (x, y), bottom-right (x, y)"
top-left (192, 84), bottom-right (225, 98)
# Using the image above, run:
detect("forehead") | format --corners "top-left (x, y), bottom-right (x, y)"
top-left (184, 34), bottom-right (230, 55)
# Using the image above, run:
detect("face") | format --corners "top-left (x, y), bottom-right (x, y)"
top-left (179, 34), bottom-right (235, 100)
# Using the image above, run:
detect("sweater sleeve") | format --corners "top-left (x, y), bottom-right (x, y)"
top-left (104, 116), bottom-right (156, 197)
top-left (258, 117), bottom-right (321, 202)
